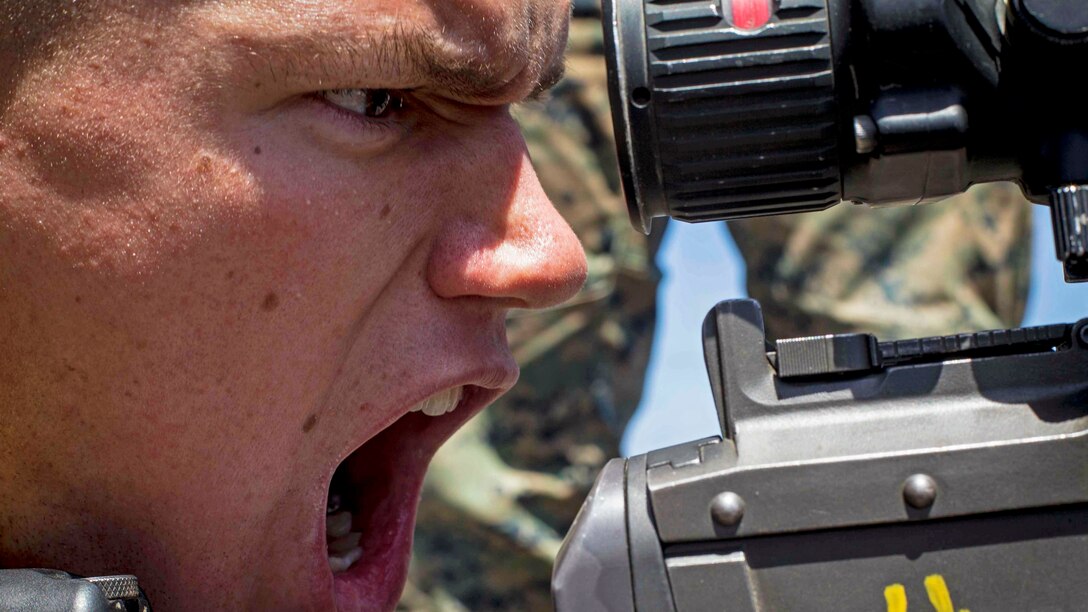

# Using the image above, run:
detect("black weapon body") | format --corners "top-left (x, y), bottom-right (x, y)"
top-left (555, 299), bottom-right (1088, 611)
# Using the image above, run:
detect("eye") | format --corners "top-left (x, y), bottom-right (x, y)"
top-left (319, 89), bottom-right (404, 119)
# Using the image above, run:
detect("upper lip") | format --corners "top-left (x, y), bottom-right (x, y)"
top-left (336, 361), bottom-right (518, 466)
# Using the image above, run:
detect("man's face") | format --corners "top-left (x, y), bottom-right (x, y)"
top-left (0, 1), bottom-right (584, 609)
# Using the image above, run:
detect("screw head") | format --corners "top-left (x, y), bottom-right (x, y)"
top-left (853, 115), bottom-right (878, 155)
top-left (710, 491), bottom-right (746, 526)
top-left (903, 474), bottom-right (938, 509)
top-left (1077, 324), bottom-right (1088, 347)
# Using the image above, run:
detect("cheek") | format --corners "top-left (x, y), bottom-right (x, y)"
top-left (3, 98), bottom-right (270, 282)
top-left (236, 137), bottom-right (437, 297)
top-left (5, 76), bottom-right (155, 203)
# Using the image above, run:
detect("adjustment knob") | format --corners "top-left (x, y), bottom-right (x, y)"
top-left (775, 333), bottom-right (880, 378)
top-left (1050, 185), bottom-right (1088, 282)
top-left (1018, 0), bottom-right (1088, 39)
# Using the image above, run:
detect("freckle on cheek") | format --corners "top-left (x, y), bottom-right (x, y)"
top-left (253, 146), bottom-right (261, 155)
top-left (302, 414), bottom-right (317, 433)
top-left (261, 292), bottom-right (279, 311)
top-left (379, 204), bottom-right (391, 219)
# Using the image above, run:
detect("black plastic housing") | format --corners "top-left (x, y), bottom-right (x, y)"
top-left (604, 0), bottom-right (1088, 280)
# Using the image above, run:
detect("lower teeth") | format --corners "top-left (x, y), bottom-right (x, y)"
top-left (328, 546), bottom-right (364, 574)
top-left (327, 489), bottom-right (364, 574)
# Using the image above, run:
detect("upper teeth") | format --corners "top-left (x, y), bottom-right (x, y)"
top-left (409, 386), bottom-right (463, 417)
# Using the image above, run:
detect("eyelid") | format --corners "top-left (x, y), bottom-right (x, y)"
top-left (319, 88), bottom-right (409, 119)
top-left (407, 90), bottom-right (515, 127)
top-left (306, 90), bottom-right (414, 151)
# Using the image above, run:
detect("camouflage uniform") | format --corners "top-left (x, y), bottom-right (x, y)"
top-left (400, 12), bottom-right (1033, 612)
top-left (730, 184), bottom-right (1033, 341)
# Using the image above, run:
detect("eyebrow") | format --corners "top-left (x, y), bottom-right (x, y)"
top-left (246, 20), bottom-right (567, 104)
top-left (387, 23), bottom-right (567, 101)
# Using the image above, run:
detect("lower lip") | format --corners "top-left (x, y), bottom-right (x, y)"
top-left (330, 482), bottom-right (423, 611)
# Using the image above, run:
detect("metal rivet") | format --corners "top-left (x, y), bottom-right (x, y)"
top-left (710, 491), bottom-right (746, 526)
top-left (903, 474), bottom-right (938, 509)
top-left (854, 115), bottom-right (878, 155)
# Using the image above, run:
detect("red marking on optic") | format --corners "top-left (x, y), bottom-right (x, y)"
top-left (731, 0), bottom-right (772, 30)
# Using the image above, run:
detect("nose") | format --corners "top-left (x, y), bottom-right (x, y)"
top-left (427, 114), bottom-right (588, 310)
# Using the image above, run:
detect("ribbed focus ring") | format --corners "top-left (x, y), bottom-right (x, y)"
top-left (642, 0), bottom-right (841, 220)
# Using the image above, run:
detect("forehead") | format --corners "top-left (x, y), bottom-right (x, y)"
top-left (197, 0), bottom-right (571, 102)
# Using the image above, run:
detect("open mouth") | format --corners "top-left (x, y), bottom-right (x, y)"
top-left (320, 384), bottom-right (492, 611)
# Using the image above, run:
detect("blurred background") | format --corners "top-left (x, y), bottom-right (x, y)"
top-left (625, 204), bottom-right (1088, 456)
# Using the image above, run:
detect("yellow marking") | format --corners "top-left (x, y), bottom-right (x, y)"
top-left (924, 575), bottom-right (955, 612)
top-left (885, 583), bottom-right (908, 612)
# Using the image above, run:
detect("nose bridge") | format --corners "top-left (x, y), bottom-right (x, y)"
top-left (427, 115), bottom-right (587, 309)
top-left (470, 115), bottom-right (531, 222)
